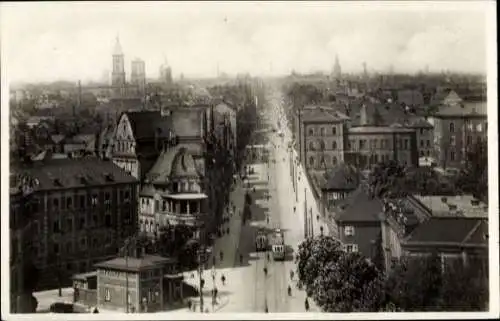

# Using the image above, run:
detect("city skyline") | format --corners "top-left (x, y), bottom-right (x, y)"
top-left (1, 1), bottom-right (492, 84)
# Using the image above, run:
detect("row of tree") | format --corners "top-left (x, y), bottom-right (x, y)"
top-left (296, 236), bottom-right (489, 312)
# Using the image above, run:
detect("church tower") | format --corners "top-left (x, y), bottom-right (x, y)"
top-left (332, 54), bottom-right (342, 80)
top-left (111, 36), bottom-right (126, 90)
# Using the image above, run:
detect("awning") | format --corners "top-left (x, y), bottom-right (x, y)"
top-left (166, 193), bottom-right (208, 200)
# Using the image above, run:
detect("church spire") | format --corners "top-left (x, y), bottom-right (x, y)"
top-left (113, 34), bottom-right (123, 56)
top-left (333, 54), bottom-right (341, 79)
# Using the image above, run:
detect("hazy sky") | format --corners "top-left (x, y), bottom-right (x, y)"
top-left (1, 1), bottom-right (492, 84)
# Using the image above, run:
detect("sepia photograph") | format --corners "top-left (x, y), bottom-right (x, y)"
top-left (1, 1), bottom-right (498, 319)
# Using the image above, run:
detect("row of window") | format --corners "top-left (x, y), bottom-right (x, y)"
top-left (308, 140), bottom-right (339, 151)
top-left (449, 122), bottom-right (485, 133)
top-left (449, 135), bottom-right (482, 147)
top-left (114, 141), bottom-right (136, 154)
top-left (349, 138), bottom-right (411, 151)
top-left (308, 155), bottom-right (339, 167)
top-left (141, 198), bottom-right (200, 214)
top-left (419, 140), bottom-right (431, 148)
top-left (307, 126), bottom-right (339, 137)
top-left (52, 214), bottom-right (116, 233)
top-left (47, 191), bottom-right (130, 211)
top-left (52, 234), bottom-right (111, 255)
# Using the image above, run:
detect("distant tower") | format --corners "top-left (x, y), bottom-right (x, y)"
top-left (332, 54), bottom-right (342, 79)
top-left (131, 58), bottom-right (146, 95)
top-left (111, 36), bottom-right (126, 94)
top-left (362, 62), bottom-right (368, 79)
top-left (159, 56), bottom-right (172, 85)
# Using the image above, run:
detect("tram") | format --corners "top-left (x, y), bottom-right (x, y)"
top-left (255, 230), bottom-right (268, 252)
top-left (271, 229), bottom-right (285, 261)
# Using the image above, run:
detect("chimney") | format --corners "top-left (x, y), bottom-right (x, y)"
top-left (360, 104), bottom-right (368, 126)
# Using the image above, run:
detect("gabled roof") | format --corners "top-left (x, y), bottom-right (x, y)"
top-left (123, 111), bottom-right (172, 141)
top-left (95, 255), bottom-right (175, 272)
top-left (146, 145), bottom-right (202, 183)
top-left (334, 186), bottom-right (384, 223)
top-left (404, 217), bottom-right (488, 246)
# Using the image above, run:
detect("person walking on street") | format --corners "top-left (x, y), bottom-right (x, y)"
top-left (305, 298), bottom-right (310, 312)
top-left (287, 285), bottom-right (292, 296)
top-left (221, 274), bottom-right (226, 285)
top-left (263, 267), bottom-right (268, 276)
top-left (290, 270), bottom-right (294, 280)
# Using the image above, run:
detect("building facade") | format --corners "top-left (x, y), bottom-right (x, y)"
top-left (345, 126), bottom-right (418, 168)
top-left (93, 253), bottom-right (182, 312)
top-left (11, 159), bottom-right (139, 290)
top-left (296, 106), bottom-right (349, 172)
top-left (429, 102), bottom-right (487, 169)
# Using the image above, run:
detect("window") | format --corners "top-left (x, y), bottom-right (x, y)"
top-left (420, 140), bottom-right (424, 148)
top-left (332, 126), bottom-right (337, 135)
top-left (449, 122), bottom-right (455, 133)
top-left (320, 127), bottom-right (325, 136)
top-left (404, 139), bottom-right (409, 150)
top-left (426, 150), bottom-right (430, 156)
top-left (104, 288), bottom-right (111, 302)
top-left (309, 156), bottom-right (315, 167)
top-left (66, 242), bottom-right (72, 254)
top-left (466, 135), bottom-right (472, 146)
top-left (53, 220), bottom-right (60, 233)
top-left (67, 197), bottom-right (73, 209)
top-left (319, 140), bottom-right (325, 150)
top-left (308, 141), bottom-right (315, 151)
top-left (104, 192), bottom-right (111, 207)
top-left (91, 194), bottom-right (98, 207)
top-left (61, 197), bottom-right (66, 210)
top-left (320, 156), bottom-right (325, 165)
top-left (476, 123), bottom-right (482, 132)
top-left (450, 151), bottom-right (455, 161)
top-left (53, 198), bottom-right (59, 210)
top-left (67, 218), bottom-right (73, 232)
top-left (426, 140), bottom-right (430, 147)
top-left (450, 136), bottom-right (456, 146)
top-left (79, 217), bottom-right (85, 230)
top-left (105, 215), bottom-right (111, 227)
top-left (53, 243), bottom-right (59, 255)
top-left (79, 195), bottom-right (86, 209)
top-left (332, 141), bottom-right (337, 150)
top-left (308, 128), bottom-right (314, 136)
top-left (124, 191), bottom-right (130, 201)
top-left (162, 201), bottom-right (167, 212)
top-left (420, 150), bottom-right (424, 157)
top-left (467, 122), bottom-right (474, 131)
top-left (344, 226), bottom-right (355, 236)
top-left (420, 128), bottom-right (424, 135)
top-left (80, 237), bottom-right (87, 250)
top-left (359, 139), bottom-right (366, 150)
top-left (332, 156), bottom-right (338, 166)
top-left (344, 244), bottom-right (358, 253)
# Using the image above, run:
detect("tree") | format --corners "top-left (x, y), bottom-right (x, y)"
top-left (385, 253), bottom-right (443, 311)
top-left (295, 236), bottom-right (386, 312)
top-left (456, 139), bottom-right (488, 202)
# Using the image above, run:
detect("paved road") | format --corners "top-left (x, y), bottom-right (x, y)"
top-left (183, 85), bottom-right (322, 313)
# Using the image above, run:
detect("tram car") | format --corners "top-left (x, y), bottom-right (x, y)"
top-left (271, 229), bottom-right (285, 261)
top-left (255, 230), bottom-right (268, 252)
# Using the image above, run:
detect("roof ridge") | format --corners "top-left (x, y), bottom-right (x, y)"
top-left (461, 220), bottom-right (483, 244)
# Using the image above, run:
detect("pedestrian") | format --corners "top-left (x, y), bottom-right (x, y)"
top-left (263, 267), bottom-right (268, 276)
top-left (187, 300), bottom-right (192, 310)
top-left (293, 206), bottom-right (296, 213)
top-left (305, 298), bottom-right (310, 312)
top-left (290, 270), bottom-right (294, 280)
top-left (287, 285), bottom-right (292, 296)
top-left (221, 274), bottom-right (226, 285)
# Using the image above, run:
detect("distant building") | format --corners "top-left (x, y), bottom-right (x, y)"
top-left (407, 117), bottom-right (434, 159)
top-left (428, 101), bottom-right (487, 169)
top-left (131, 58), bottom-right (146, 96)
top-left (11, 158), bottom-right (139, 290)
top-left (111, 36), bottom-right (126, 95)
top-left (159, 61), bottom-right (173, 85)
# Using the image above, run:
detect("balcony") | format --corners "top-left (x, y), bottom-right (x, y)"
top-left (161, 211), bottom-right (206, 227)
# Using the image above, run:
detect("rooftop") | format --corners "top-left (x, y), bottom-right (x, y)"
top-left (435, 101), bottom-right (487, 117)
top-left (334, 186), bottom-right (384, 223)
top-left (13, 158), bottom-right (138, 192)
top-left (123, 110), bottom-right (172, 141)
top-left (414, 195), bottom-right (488, 218)
top-left (300, 106), bottom-right (350, 123)
top-left (404, 217), bottom-right (488, 246)
top-left (95, 254), bottom-right (176, 272)
top-left (348, 125), bottom-right (415, 134)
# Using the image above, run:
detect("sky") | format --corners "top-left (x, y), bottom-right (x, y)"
top-left (0, 1), bottom-right (492, 84)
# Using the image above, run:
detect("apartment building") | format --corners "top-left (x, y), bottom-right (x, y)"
top-left (11, 158), bottom-right (139, 290)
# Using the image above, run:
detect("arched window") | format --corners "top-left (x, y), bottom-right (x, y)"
top-left (308, 128), bottom-right (314, 136)
top-left (332, 126), bottom-right (337, 135)
top-left (332, 141), bottom-right (337, 150)
top-left (449, 122), bottom-right (455, 133)
top-left (309, 142), bottom-right (315, 151)
top-left (332, 156), bottom-right (338, 166)
top-left (309, 156), bottom-right (315, 167)
top-left (320, 156), bottom-right (325, 165)
top-left (320, 127), bottom-right (325, 136)
top-left (319, 140), bottom-right (325, 150)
